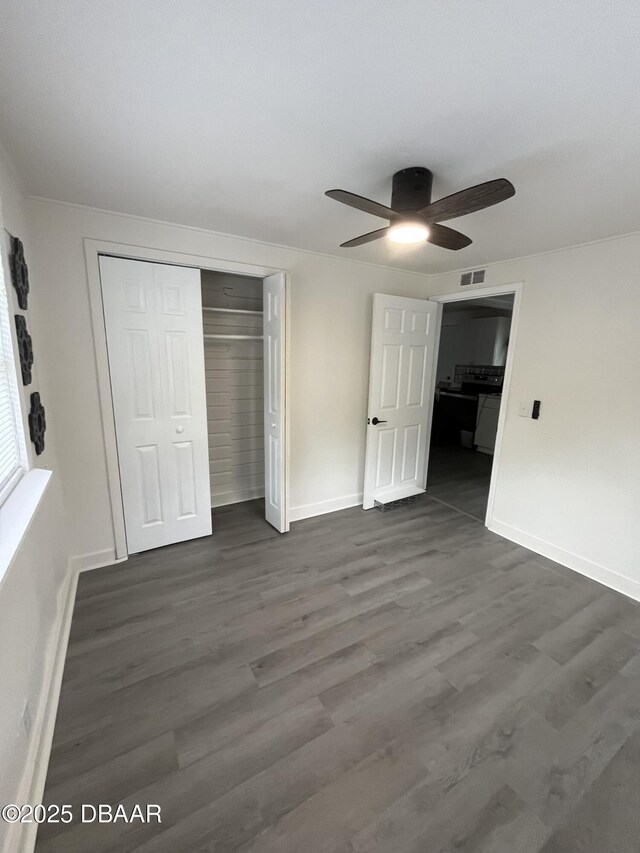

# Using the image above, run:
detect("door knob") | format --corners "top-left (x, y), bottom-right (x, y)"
top-left (176, 426), bottom-right (184, 433)
top-left (371, 417), bottom-right (387, 425)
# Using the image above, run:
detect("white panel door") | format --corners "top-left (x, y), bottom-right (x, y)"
top-left (363, 293), bottom-right (441, 509)
top-left (100, 256), bottom-right (211, 553)
top-left (263, 272), bottom-right (288, 532)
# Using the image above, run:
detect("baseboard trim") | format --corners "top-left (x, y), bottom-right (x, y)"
top-left (489, 519), bottom-right (640, 603)
top-left (70, 548), bottom-right (125, 573)
top-left (8, 567), bottom-right (78, 853)
top-left (289, 492), bottom-right (363, 523)
top-left (211, 487), bottom-right (265, 509)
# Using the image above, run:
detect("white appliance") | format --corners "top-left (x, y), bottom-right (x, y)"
top-left (474, 393), bottom-right (501, 455)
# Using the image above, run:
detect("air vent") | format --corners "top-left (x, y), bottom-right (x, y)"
top-left (460, 269), bottom-right (486, 287)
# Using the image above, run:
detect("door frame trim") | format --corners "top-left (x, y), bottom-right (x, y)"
top-left (428, 281), bottom-right (523, 528)
top-left (84, 238), bottom-right (290, 559)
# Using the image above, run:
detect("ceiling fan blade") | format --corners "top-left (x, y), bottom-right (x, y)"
top-left (340, 227), bottom-right (390, 248)
top-left (419, 178), bottom-right (515, 223)
top-left (326, 189), bottom-right (399, 221)
top-left (426, 223), bottom-right (472, 250)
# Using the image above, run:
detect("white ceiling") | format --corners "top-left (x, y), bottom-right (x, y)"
top-left (1, 1), bottom-right (639, 274)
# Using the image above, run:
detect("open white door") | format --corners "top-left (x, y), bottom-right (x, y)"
top-left (363, 293), bottom-right (441, 509)
top-left (263, 272), bottom-right (288, 532)
top-left (100, 256), bottom-right (212, 553)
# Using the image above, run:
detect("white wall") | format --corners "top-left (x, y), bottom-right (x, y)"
top-left (428, 233), bottom-right (640, 598)
top-left (0, 150), bottom-right (70, 851)
top-left (25, 199), bottom-right (432, 563)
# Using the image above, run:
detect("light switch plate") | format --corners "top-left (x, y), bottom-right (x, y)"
top-left (519, 401), bottom-right (532, 417)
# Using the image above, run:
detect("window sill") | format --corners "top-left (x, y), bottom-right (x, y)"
top-left (0, 468), bottom-right (52, 583)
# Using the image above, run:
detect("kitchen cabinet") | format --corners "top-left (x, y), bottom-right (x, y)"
top-left (432, 391), bottom-right (478, 446)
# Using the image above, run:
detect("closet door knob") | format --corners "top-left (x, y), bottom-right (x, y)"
top-left (176, 426), bottom-right (184, 433)
top-left (371, 417), bottom-right (387, 425)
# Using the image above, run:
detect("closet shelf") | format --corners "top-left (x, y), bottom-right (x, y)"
top-left (202, 307), bottom-right (263, 315)
top-left (204, 333), bottom-right (263, 341)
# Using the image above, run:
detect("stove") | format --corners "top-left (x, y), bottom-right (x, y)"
top-left (453, 364), bottom-right (504, 396)
top-left (460, 372), bottom-right (503, 395)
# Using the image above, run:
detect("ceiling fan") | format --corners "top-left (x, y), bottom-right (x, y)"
top-left (325, 167), bottom-right (515, 250)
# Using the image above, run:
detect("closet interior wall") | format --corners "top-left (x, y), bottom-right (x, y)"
top-left (201, 270), bottom-right (264, 507)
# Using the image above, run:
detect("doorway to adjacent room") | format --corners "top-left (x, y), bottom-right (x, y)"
top-left (427, 291), bottom-right (515, 521)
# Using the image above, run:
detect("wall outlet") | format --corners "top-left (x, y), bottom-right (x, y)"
top-left (519, 401), bottom-right (532, 418)
top-left (22, 701), bottom-right (32, 736)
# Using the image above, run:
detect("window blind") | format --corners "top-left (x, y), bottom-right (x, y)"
top-left (0, 270), bottom-right (24, 501)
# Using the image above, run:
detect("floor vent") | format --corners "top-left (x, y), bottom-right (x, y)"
top-left (374, 495), bottom-right (418, 512)
top-left (460, 269), bottom-right (486, 286)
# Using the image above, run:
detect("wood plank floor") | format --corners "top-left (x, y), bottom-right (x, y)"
top-left (37, 497), bottom-right (640, 852)
top-left (426, 444), bottom-right (494, 520)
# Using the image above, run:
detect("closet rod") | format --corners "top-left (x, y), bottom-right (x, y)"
top-left (204, 333), bottom-right (264, 340)
top-left (202, 307), bottom-right (263, 315)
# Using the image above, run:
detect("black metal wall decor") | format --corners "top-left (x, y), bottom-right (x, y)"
top-left (10, 235), bottom-right (29, 310)
top-left (28, 392), bottom-right (46, 455)
top-left (14, 315), bottom-right (33, 385)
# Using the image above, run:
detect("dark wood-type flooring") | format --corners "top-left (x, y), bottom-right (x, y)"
top-left (37, 497), bottom-right (640, 852)
top-left (426, 444), bottom-right (493, 520)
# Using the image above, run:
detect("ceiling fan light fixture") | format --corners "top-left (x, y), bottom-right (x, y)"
top-left (388, 220), bottom-right (430, 244)
top-left (326, 170), bottom-right (513, 251)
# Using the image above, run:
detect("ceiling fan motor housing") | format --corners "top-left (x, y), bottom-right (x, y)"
top-left (391, 167), bottom-right (433, 213)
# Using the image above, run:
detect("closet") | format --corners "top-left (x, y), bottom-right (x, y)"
top-left (98, 255), bottom-right (286, 555)
top-left (201, 270), bottom-right (265, 508)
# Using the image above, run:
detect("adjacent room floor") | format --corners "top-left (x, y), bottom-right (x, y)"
top-left (426, 444), bottom-right (494, 520)
top-left (38, 498), bottom-right (640, 852)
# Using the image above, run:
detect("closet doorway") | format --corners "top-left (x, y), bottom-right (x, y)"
top-left (201, 270), bottom-right (285, 530)
top-left (97, 254), bottom-right (288, 558)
